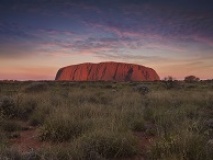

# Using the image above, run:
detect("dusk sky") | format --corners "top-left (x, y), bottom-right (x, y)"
top-left (0, 0), bottom-right (213, 80)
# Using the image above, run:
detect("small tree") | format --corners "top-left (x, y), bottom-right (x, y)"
top-left (163, 76), bottom-right (178, 89)
top-left (184, 75), bottom-right (200, 83)
top-left (164, 76), bottom-right (174, 82)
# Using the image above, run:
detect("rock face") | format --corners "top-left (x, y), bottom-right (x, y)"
top-left (55, 62), bottom-right (160, 81)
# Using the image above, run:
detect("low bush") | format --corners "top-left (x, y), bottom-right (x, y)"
top-left (29, 101), bottom-right (52, 126)
top-left (30, 111), bottom-right (46, 126)
top-left (129, 117), bottom-right (146, 131)
top-left (124, 112), bottom-right (146, 131)
top-left (184, 75), bottom-right (200, 83)
top-left (0, 131), bottom-right (7, 148)
top-left (148, 132), bottom-right (213, 160)
top-left (133, 85), bottom-right (150, 95)
top-left (163, 77), bottom-right (181, 90)
top-left (0, 148), bottom-right (22, 160)
top-left (0, 120), bottom-right (21, 132)
top-left (23, 82), bottom-right (48, 93)
top-left (143, 106), bottom-right (155, 122)
top-left (0, 95), bottom-right (37, 119)
top-left (0, 96), bottom-right (16, 118)
top-left (73, 130), bottom-right (138, 159)
top-left (16, 97), bottom-right (37, 120)
top-left (41, 111), bottom-right (92, 142)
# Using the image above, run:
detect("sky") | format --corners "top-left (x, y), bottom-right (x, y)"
top-left (0, 0), bottom-right (213, 80)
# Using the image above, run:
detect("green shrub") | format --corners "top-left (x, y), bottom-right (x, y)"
top-left (124, 112), bottom-right (146, 131)
top-left (23, 82), bottom-right (48, 93)
top-left (30, 112), bottom-right (45, 126)
top-left (103, 84), bottom-right (113, 89)
top-left (0, 95), bottom-right (38, 120)
top-left (41, 111), bottom-right (92, 142)
top-left (163, 77), bottom-right (181, 90)
top-left (0, 120), bottom-right (21, 132)
top-left (83, 92), bottom-right (112, 105)
top-left (143, 106), bottom-right (155, 122)
top-left (16, 97), bottom-right (37, 120)
top-left (74, 130), bottom-right (138, 159)
top-left (0, 96), bottom-right (16, 118)
top-left (145, 126), bottom-right (158, 136)
top-left (184, 75), bottom-right (200, 83)
top-left (0, 148), bottom-right (22, 160)
top-left (29, 103), bottom-right (51, 126)
top-left (148, 133), bottom-right (213, 160)
top-left (130, 118), bottom-right (146, 131)
top-left (0, 131), bottom-right (7, 148)
top-left (22, 151), bottom-right (40, 160)
top-left (133, 85), bottom-right (150, 95)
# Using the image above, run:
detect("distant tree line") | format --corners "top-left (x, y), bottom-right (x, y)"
top-left (163, 75), bottom-right (200, 89)
top-left (184, 75), bottom-right (200, 83)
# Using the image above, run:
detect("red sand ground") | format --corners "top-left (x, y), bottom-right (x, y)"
top-left (9, 123), bottom-right (154, 159)
top-left (10, 125), bottom-right (49, 153)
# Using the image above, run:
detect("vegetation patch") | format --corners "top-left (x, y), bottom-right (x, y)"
top-left (0, 80), bottom-right (212, 159)
top-left (73, 130), bottom-right (138, 159)
top-left (23, 82), bottom-right (48, 93)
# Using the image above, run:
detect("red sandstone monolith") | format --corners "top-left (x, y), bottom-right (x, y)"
top-left (55, 62), bottom-right (160, 81)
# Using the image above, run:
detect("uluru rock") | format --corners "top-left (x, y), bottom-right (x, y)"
top-left (55, 62), bottom-right (160, 81)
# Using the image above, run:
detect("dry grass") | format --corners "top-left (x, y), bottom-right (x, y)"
top-left (0, 80), bottom-right (213, 159)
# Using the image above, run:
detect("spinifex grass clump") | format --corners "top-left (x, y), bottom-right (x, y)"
top-left (0, 95), bottom-right (38, 119)
top-left (133, 85), bottom-right (150, 95)
top-left (29, 108), bottom-right (47, 126)
top-left (0, 148), bottom-right (22, 160)
top-left (148, 131), bottom-right (213, 160)
top-left (0, 96), bottom-right (16, 118)
top-left (123, 111), bottom-right (146, 132)
top-left (145, 89), bottom-right (213, 160)
top-left (73, 130), bottom-right (138, 159)
top-left (0, 119), bottom-right (21, 132)
top-left (41, 107), bottom-right (93, 142)
top-left (15, 95), bottom-right (38, 120)
top-left (41, 117), bottom-right (91, 142)
top-left (23, 82), bottom-right (48, 93)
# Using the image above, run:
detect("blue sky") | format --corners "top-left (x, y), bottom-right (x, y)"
top-left (0, 0), bottom-right (213, 80)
